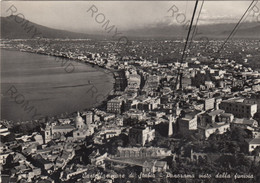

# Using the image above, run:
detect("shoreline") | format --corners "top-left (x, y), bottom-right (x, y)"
top-left (0, 48), bottom-right (116, 124)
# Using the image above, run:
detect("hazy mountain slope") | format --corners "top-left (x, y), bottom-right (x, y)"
top-left (1, 16), bottom-right (90, 39)
top-left (1, 15), bottom-right (259, 39)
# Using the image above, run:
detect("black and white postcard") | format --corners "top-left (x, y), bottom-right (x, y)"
top-left (1, 1), bottom-right (260, 182)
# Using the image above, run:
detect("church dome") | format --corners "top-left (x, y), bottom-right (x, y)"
top-left (75, 112), bottom-right (84, 129)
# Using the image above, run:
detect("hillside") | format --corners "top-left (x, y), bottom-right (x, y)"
top-left (1, 15), bottom-right (259, 39)
top-left (1, 15), bottom-right (90, 39)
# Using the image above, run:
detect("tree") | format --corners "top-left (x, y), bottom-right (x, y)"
top-left (252, 146), bottom-right (260, 156)
top-left (1, 133), bottom-right (15, 143)
top-left (230, 127), bottom-right (247, 142)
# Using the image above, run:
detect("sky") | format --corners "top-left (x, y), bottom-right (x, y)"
top-left (1, 1), bottom-right (259, 34)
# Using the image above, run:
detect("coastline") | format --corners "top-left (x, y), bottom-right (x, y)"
top-left (0, 48), bottom-right (116, 124)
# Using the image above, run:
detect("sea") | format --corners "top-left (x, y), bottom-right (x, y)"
top-left (1, 49), bottom-right (114, 122)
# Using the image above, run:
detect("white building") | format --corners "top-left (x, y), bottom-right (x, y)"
top-left (198, 122), bottom-right (230, 139)
top-left (0, 124), bottom-right (10, 136)
top-left (248, 138), bottom-right (260, 152)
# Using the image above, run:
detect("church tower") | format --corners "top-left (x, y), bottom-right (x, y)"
top-left (168, 114), bottom-right (173, 137)
top-left (44, 124), bottom-right (52, 144)
top-left (85, 111), bottom-right (93, 128)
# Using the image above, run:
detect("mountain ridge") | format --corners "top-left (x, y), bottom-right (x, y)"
top-left (1, 15), bottom-right (92, 39)
top-left (1, 15), bottom-right (260, 39)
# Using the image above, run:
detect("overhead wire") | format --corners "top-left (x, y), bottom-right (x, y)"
top-left (216, 0), bottom-right (256, 54)
top-left (187, 0), bottom-right (205, 52)
top-left (175, 0), bottom-right (199, 90)
top-left (231, 0), bottom-right (258, 40)
top-left (179, 0), bottom-right (200, 65)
